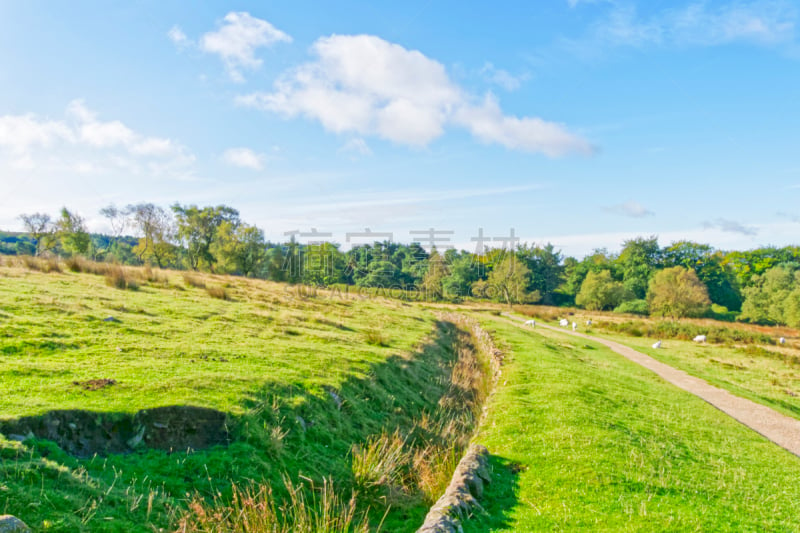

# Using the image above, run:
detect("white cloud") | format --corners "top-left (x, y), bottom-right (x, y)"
top-left (168, 25), bottom-right (190, 47)
top-left (238, 34), bottom-right (591, 156)
top-left (0, 100), bottom-right (193, 174)
top-left (199, 12), bottom-right (291, 82)
top-left (603, 200), bottom-right (654, 218)
top-left (589, 1), bottom-right (797, 49)
top-left (480, 62), bottom-right (527, 91)
top-left (702, 218), bottom-right (758, 236)
top-left (222, 147), bottom-right (265, 170)
top-left (454, 94), bottom-right (594, 156)
top-left (339, 138), bottom-right (372, 156)
top-left (0, 114), bottom-right (74, 154)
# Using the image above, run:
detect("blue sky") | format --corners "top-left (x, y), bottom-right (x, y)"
top-left (1, 0), bottom-right (798, 257)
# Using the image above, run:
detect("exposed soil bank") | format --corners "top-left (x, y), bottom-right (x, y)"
top-left (0, 406), bottom-right (228, 457)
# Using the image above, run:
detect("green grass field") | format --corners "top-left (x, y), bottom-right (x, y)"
top-left (0, 263), bottom-right (482, 532)
top-left (467, 316), bottom-right (800, 532)
top-left (4, 262), bottom-right (800, 532)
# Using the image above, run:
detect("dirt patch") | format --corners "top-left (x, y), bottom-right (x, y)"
top-left (0, 406), bottom-right (229, 457)
top-left (73, 378), bottom-right (117, 390)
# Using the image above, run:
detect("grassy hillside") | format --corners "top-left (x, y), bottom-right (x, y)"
top-left (0, 259), bottom-right (488, 532)
top-left (467, 316), bottom-right (800, 532)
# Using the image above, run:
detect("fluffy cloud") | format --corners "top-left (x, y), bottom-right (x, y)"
top-left (603, 200), bottom-right (654, 218)
top-left (223, 147), bottom-right (265, 170)
top-left (0, 114), bottom-right (74, 154)
top-left (0, 100), bottom-right (193, 173)
top-left (238, 34), bottom-right (591, 156)
top-left (480, 62), bottom-right (527, 91)
top-left (167, 25), bottom-right (189, 47)
top-left (199, 12), bottom-right (292, 82)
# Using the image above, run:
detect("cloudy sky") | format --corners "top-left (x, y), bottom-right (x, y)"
top-left (1, 0), bottom-right (798, 257)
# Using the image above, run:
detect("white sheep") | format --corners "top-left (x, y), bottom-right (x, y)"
top-left (524, 319), bottom-right (536, 328)
top-left (572, 322), bottom-right (577, 331)
top-left (559, 318), bottom-right (569, 327)
top-left (652, 340), bottom-right (662, 349)
top-left (693, 335), bottom-right (707, 343)
top-left (779, 337), bottom-right (786, 345)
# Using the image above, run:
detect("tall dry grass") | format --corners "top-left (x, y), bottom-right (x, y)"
top-left (176, 477), bottom-right (375, 533)
top-left (350, 314), bottom-right (500, 505)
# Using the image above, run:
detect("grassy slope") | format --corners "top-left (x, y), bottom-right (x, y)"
top-left (467, 316), bottom-right (800, 532)
top-left (0, 265), bottom-right (460, 532)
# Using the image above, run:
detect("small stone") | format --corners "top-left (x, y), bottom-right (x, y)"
top-left (103, 316), bottom-right (120, 323)
top-left (0, 515), bottom-right (31, 533)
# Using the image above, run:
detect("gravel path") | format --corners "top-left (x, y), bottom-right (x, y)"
top-left (503, 313), bottom-right (800, 458)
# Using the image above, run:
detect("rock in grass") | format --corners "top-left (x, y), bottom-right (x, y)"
top-left (0, 515), bottom-right (30, 533)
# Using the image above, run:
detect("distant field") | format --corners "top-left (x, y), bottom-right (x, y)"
top-left (590, 331), bottom-right (800, 421)
top-left (467, 316), bottom-right (800, 532)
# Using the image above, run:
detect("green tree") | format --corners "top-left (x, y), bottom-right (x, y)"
top-left (214, 222), bottom-right (268, 277)
top-left (418, 248), bottom-right (450, 300)
top-left (442, 254), bottom-right (481, 299)
top-left (302, 242), bottom-right (346, 286)
top-left (55, 207), bottom-right (91, 256)
top-left (576, 270), bottom-right (627, 311)
top-left (739, 264), bottom-right (799, 325)
top-left (18, 212), bottom-right (54, 256)
top-left (172, 204), bottom-right (240, 271)
top-left (617, 236), bottom-right (661, 299)
top-left (560, 249), bottom-right (617, 304)
top-left (517, 243), bottom-right (564, 305)
top-left (663, 241), bottom-right (742, 311)
top-left (128, 203), bottom-right (176, 268)
top-left (647, 266), bottom-right (710, 318)
top-left (357, 260), bottom-right (401, 288)
top-left (483, 254), bottom-right (534, 307)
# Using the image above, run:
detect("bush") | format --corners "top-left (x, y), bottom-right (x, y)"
top-left (21, 255), bottom-right (61, 273)
top-left (614, 299), bottom-right (650, 316)
top-left (105, 266), bottom-right (138, 290)
top-left (205, 286), bottom-right (228, 300)
top-left (182, 272), bottom-right (206, 289)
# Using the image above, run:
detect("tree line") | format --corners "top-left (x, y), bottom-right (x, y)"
top-left (3, 206), bottom-right (799, 326)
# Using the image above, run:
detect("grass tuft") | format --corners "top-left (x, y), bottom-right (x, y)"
top-left (177, 477), bottom-right (374, 533)
top-left (364, 327), bottom-right (389, 347)
top-left (21, 255), bottom-right (62, 273)
top-left (183, 272), bottom-right (206, 289)
top-left (105, 266), bottom-right (138, 290)
top-left (206, 286), bottom-right (229, 300)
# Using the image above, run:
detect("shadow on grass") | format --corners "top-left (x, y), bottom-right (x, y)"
top-left (461, 454), bottom-right (521, 532)
top-left (1, 320), bottom-right (469, 532)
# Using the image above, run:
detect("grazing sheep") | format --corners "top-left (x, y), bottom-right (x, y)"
top-left (572, 322), bottom-right (577, 331)
top-left (585, 319), bottom-right (592, 326)
top-left (652, 340), bottom-right (662, 349)
top-left (524, 319), bottom-right (536, 328)
top-left (693, 335), bottom-right (707, 343)
top-left (559, 318), bottom-right (569, 327)
top-left (779, 337), bottom-right (786, 345)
